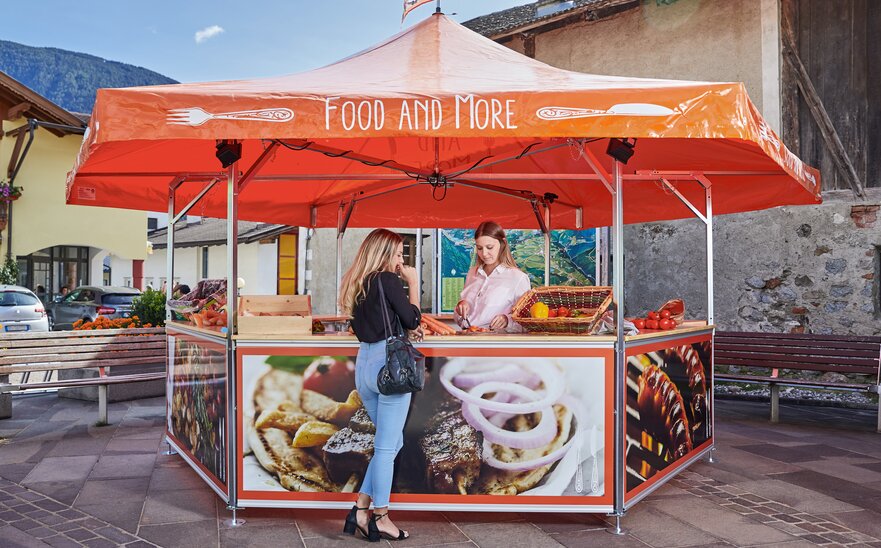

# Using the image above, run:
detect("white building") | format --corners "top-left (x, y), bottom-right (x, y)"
top-left (145, 218), bottom-right (299, 296)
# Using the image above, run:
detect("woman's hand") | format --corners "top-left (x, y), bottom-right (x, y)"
top-left (455, 300), bottom-right (471, 320)
top-left (489, 314), bottom-right (509, 330)
top-left (398, 264), bottom-right (418, 285)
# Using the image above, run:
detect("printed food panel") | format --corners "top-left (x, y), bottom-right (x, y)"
top-left (240, 354), bottom-right (605, 499)
top-left (625, 339), bottom-right (712, 493)
top-left (167, 336), bottom-right (228, 488)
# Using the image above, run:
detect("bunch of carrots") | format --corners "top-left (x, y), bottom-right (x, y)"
top-left (190, 308), bottom-right (227, 328)
top-left (419, 315), bottom-right (456, 336)
top-left (74, 316), bottom-right (154, 330)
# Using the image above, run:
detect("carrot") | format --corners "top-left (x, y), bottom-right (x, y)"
top-left (422, 315), bottom-right (456, 335)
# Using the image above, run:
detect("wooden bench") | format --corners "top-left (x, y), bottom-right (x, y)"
top-left (0, 327), bottom-right (167, 423)
top-left (715, 331), bottom-right (881, 431)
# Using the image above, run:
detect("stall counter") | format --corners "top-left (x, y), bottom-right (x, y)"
top-left (165, 321), bottom-right (714, 512)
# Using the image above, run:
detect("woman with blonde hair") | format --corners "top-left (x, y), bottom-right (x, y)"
top-left (454, 221), bottom-right (531, 331)
top-left (340, 228), bottom-right (419, 542)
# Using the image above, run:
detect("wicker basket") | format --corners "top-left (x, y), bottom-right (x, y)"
top-left (512, 286), bottom-right (614, 334)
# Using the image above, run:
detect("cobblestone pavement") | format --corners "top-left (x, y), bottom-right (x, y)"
top-left (0, 393), bottom-right (879, 547)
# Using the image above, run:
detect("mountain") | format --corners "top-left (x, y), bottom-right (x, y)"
top-left (0, 40), bottom-right (177, 114)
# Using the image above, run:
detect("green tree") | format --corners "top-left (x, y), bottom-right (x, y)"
top-left (0, 257), bottom-right (20, 285)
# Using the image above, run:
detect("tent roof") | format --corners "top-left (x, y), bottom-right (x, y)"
top-left (67, 13), bottom-right (820, 230)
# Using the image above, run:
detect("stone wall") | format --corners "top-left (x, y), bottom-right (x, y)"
top-left (624, 190), bottom-right (881, 335)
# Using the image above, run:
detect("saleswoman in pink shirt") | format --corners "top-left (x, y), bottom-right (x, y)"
top-left (454, 221), bottom-right (532, 332)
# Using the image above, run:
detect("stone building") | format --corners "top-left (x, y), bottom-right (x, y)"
top-left (464, 0), bottom-right (880, 334)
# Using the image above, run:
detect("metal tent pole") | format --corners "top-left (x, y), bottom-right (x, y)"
top-left (336, 205), bottom-right (344, 315)
top-left (432, 229), bottom-right (440, 314)
top-left (165, 186), bottom-right (176, 320)
top-left (609, 159), bottom-right (627, 534)
top-left (415, 228), bottom-right (423, 308)
top-left (543, 204), bottom-right (551, 286)
top-left (705, 186), bottom-right (714, 325)
top-left (224, 162), bottom-right (244, 526)
top-left (162, 178), bottom-right (180, 457)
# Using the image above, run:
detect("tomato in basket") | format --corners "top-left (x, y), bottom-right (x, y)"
top-left (548, 309), bottom-right (558, 318)
top-left (557, 306), bottom-right (570, 317)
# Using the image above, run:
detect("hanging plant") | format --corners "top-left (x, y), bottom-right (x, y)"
top-left (0, 180), bottom-right (23, 201)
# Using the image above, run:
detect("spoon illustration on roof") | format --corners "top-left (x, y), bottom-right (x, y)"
top-left (536, 103), bottom-right (675, 121)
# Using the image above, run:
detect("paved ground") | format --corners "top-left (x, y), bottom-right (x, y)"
top-left (0, 393), bottom-right (879, 548)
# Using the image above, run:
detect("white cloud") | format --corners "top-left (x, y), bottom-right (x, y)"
top-left (194, 25), bottom-right (224, 44)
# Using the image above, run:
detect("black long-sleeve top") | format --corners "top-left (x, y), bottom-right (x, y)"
top-left (351, 271), bottom-right (421, 343)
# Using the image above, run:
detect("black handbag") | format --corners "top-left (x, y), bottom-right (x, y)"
top-left (375, 278), bottom-right (425, 395)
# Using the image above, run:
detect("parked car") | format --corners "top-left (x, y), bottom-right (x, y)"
top-left (46, 286), bottom-right (141, 330)
top-left (0, 285), bottom-right (50, 333)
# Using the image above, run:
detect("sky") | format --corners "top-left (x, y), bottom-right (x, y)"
top-left (4, 1), bottom-right (531, 83)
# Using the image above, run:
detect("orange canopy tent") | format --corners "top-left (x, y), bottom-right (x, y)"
top-left (66, 13), bottom-right (820, 230)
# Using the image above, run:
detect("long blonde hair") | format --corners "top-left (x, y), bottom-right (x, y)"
top-left (474, 221), bottom-right (518, 270)
top-left (339, 229), bottom-right (403, 314)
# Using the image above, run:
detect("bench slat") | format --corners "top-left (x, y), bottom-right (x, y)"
top-left (1, 372), bottom-right (166, 392)
top-left (715, 338), bottom-right (881, 352)
top-left (716, 373), bottom-right (872, 391)
top-left (0, 335), bottom-right (167, 349)
top-left (0, 348), bottom-right (167, 367)
top-left (715, 350), bottom-right (880, 368)
top-left (2, 341), bottom-right (166, 357)
top-left (715, 341), bottom-right (881, 358)
top-left (715, 357), bottom-right (877, 375)
top-left (717, 331), bottom-right (881, 344)
top-left (0, 328), bottom-right (165, 341)
top-left (0, 356), bottom-right (166, 375)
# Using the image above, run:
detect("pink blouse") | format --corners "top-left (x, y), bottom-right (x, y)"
top-left (455, 264), bottom-right (531, 332)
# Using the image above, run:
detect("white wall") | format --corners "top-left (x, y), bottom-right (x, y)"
top-left (144, 241), bottom-right (279, 295)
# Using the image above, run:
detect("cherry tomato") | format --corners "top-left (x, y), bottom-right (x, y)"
top-left (303, 357), bottom-right (356, 401)
top-left (633, 318), bottom-right (646, 329)
top-left (557, 306), bottom-right (570, 318)
top-left (659, 309), bottom-right (672, 319)
top-left (645, 319), bottom-right (659, 330)
top-left (647, 311), bottom-right (659, 320)
top-left (659, 318), bottom-right (675, 330)
top-left (548, 309), bottom-right (558, 318)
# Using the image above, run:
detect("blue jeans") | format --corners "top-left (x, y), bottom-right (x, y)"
top-left (355, 341), bottom-right (411, 508)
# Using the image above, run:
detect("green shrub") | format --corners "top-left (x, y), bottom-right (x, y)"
top-left (132, 288), bottom-right (167, 327)
top-left (0, 257), bottom-right (19, 285)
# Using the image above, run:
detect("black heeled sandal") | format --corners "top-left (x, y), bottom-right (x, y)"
top-left (371, 512), bottom-right (409, 541)
top-left (343, 505), bottom-right (378, 542)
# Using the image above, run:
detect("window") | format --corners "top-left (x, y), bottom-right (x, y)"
top-left (102, 294), bottom-right (136, 306)
top-left (201, 247), bottom-right (209, 279)
top-left (0, 291), bottom-right (39, 306)
top-left (277, 232), bottom-right (298, 295)
top-left (402, 234), bottom-right (417, 267)
top-left (147, 217), bottom-right (158, 231)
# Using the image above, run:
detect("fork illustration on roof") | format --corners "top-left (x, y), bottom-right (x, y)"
top-left (166, 107), bottom-right (294, 126)
top-left (536, 103), bottom-right (675, 121)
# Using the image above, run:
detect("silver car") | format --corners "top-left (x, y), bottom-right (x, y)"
top-left (0, 285), bottom-right (50, 333)
top-left (46, 286), bottom-right (141, 330)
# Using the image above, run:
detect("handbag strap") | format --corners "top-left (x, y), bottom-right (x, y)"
top-left (375, 274), bottom-right (400, 340)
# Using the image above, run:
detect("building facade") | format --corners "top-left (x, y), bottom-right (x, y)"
top-left (0, 71), bottom-right (147, 300)
top-left (464, 0), bottom-right (880, 334)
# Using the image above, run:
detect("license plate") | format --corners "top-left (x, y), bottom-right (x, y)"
top-left (5, 324), bottom-right (28, 332)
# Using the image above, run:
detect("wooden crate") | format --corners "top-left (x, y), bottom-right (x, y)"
top-left (238, 295), bottom-right (312, 335)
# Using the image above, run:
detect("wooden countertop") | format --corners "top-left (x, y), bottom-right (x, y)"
top-left (223, 320), bottom-right (712, 343)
